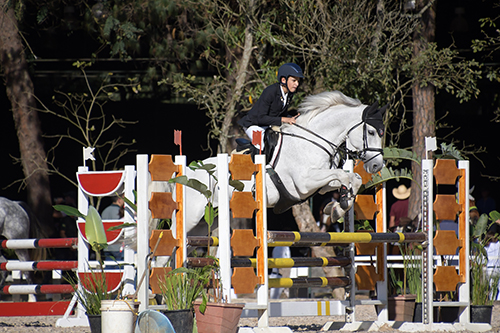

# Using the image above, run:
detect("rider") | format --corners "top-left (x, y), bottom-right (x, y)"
top-left (238, 62), bottom-right (304, 150)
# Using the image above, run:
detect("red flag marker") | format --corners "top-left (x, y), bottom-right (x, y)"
top-left (252, 131), bottom-right (262, 155)
top-left (174, 130), bottom-right (182, 155)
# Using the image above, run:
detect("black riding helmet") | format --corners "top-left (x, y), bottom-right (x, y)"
top-left (278, 63), bottom-right (304, 87)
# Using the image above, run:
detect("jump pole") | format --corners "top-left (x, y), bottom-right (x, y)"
top-left (0, 238), bottom-right (79, 317)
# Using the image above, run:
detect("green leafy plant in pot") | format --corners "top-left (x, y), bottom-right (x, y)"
top-left (469, 210), bottom-right (500, 323)
top-left (400, 243), bottom-right (423, 322)
top-left (169, 160), bottom-right (246, 333)
top-left (54, 205), bottom-right (130, 318)
top-left (157, 266), bottom-right (211, 333)
top-left (385, 243), bottom-right (418, 322)
top-left (54, 205), bottom-right (114, 315)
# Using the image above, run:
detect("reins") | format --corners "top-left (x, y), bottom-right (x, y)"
top-left (286, 119), bottom-right (383, 168)
top-left (281, 123), bottom-right (342, 168)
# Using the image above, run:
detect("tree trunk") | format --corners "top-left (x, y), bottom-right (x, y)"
top-left (220, 1), bottom-right (255, 154)
top-left (409, 0), bottom-right (436, 221)
top-left (292, 201), bottom-right (345, 300)
top-left (0, 2), bottom-right (53, 235)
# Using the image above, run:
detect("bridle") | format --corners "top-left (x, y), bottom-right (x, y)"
top-left (278, 118), bottom-right (383, 168)
top-left (344, 121), bottom-right (384, 164)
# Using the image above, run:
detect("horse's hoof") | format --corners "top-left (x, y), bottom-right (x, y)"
top-left (339, 185), bottom-right (349, 210)
top-left (324, 201), bottom-right (342, 222)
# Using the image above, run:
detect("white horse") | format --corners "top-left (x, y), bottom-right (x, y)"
top-left (182, 91), bottom-right (386, 235)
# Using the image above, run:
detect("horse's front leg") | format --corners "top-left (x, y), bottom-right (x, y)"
top-left (301, 168), bottom-right (362, 195)
top-left (302, 168), bottom-right (362, 221)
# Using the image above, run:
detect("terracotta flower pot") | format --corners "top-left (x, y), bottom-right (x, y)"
top-left (387, 294), bottom-right (416, 322)
top-left (193, 301), bottom-right (244, 333)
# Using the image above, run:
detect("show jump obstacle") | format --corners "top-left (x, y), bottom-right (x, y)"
top-left (0, 150), bottom-right (470, 331)
top-left (133, 153), bottom-right (478, 332)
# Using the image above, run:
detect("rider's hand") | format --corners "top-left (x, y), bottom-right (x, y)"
top-left (282, 114), bottom-right (300, 125)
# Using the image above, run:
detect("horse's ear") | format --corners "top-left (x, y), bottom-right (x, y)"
top-left (362, 101), bottom-right (379, 120)
top-left (363, 101), bottom-right (385, 137)
top-left (378, 104), bottom-right (388, 117)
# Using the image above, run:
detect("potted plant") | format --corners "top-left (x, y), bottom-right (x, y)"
top-left (469, 210), bottom-right (500, 324)
top-left (54, 204), bottom-right (138, 333)
top-left (168, 160), bottom-right (245, 333)
top-left (384, 243), bottom-right (417, 322)
top-left (157, 266), bottom-right (210, 333)
top-left (400, 244), bottom-right (424, 322)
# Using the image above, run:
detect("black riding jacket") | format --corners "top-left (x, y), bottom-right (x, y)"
top-left (238, 83), bottom-right (295, 128)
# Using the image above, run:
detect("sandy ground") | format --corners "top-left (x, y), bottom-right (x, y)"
top-left (0, 301), bottom-right (499, 332)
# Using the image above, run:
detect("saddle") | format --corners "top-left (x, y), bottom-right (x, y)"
top-left (234, 127), bottom-right (280, 165)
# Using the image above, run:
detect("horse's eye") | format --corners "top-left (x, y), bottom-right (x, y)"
top-left (368, 130), bottom-right (375, 136)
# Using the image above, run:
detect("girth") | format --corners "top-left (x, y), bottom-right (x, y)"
top-left (267, 167), bottom-right (309, 214)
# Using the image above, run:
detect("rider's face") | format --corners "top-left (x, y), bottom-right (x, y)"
top-left (281, 76), bottom-right (300, 93)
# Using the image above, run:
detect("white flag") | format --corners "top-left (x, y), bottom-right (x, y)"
top-left (83, 147), bottom-right (96, 161)
top-left (425, 137), bottom-right (437, 152)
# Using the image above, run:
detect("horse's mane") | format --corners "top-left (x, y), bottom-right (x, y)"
top-left (296, 91), bottom-right (362, 125)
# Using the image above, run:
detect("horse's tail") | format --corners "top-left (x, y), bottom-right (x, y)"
top-left (17, 201), bottom-right (48, 261)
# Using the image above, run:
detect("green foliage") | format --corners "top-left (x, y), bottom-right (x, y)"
top-left (362, 166), bottom-right (414, 192)
top-left (169, 160), bottom-right (243, 228)
top-left (382, 147), bottom-right (421, 166)
top-left (168, 161), bottom-right (242, 305)
top-left (54, 204), bottom-right (120, 314)
top-left (54, 205), bottom-right (108, 255)
top-left (434, 143), bottom-right (465, 160)
top-left (53, 204), bottom-right (85, 219)
top-left (158, 267), bottom-right (209, 311)
top-left (471, 8), bottom-right (500, 83)
top-left (85, 206), bottom-right (109, 254)
top-left (470, 211), bottom-right (500, 305)
top-left (83, 0), bottom-right (483, 155)
top-left (67, 267), bottom-right (115, 315)
top-left (389, 267), bottom-right (403, 296)
top-left (400, 244), bottom-right (423, 302)
top-left (354, 220), bottom-right (373, 232)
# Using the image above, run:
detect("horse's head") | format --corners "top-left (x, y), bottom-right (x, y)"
top-left (345, 102), bottom-right (386, 174)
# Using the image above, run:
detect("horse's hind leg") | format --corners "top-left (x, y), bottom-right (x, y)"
top-left (0, 254), bottom-right (7, 287)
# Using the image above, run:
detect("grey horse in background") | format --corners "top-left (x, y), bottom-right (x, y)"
top-left (0, 197), bottom-right (47, 300)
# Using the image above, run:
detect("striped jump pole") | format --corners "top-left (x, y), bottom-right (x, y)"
top-left (185, 236), bottom-right (219, 247)
top-left (268, 277), bottom-right (351, 289)
top-left (1, 284), bottom-right (74, 295)
top-left (0, 261), bottom-right (77, 271)
top-left (187, 256), bottom-right (351, 269)
top-left (0, 238), bottom-right (77, 249)
top-left (0, 283), bottom-right (74, 317)
top-left (0, 238), bottom-right (78, 317)
top-left (187, 235), bottom-right (348, 248)
top-left (267, 231), bottom-right (427, 244)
